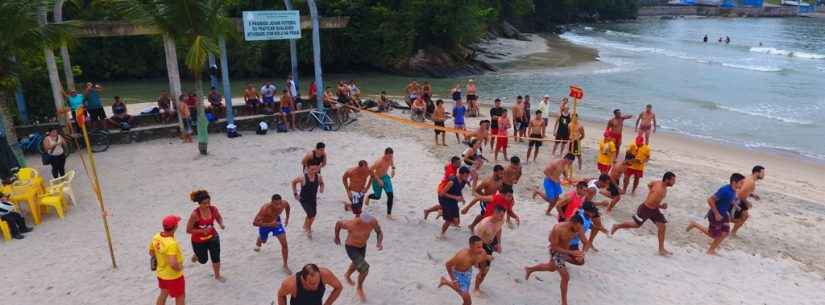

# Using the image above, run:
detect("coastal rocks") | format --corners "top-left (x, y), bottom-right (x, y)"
top-left (392, 48), bottom-right (497, 78)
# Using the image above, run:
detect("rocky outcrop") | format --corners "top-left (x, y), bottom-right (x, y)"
top-left (390, 48), bottom-right (497, 78)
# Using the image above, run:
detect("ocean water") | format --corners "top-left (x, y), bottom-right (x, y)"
top-left (471, 17), bottom-right (825, 161)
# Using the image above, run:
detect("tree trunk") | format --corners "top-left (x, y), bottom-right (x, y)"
top-left (307, 0), bottom-right (325, 110)
top-left (39, 3), bottom-right (66, 125)
top-left (54, 0), bottom-right (75, 91)
top-left (0, 92), bottom-right (25, 167)
top-left (162, 34), bottom-right (185, 135)
top-left (194, 73), bottom-right (208, 155)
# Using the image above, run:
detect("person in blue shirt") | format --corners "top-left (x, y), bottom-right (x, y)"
top-left (452, 100), bottom-right (467, 144)
top-left (62, 89), bottom-right (86, 122)
top-left (84, 82), bottom-right (106, 128)
top-left (686, 173), bottom-right (746, 255)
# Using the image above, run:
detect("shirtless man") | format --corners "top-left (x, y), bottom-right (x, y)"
top-left (635, 104), bottom-right (657, 144)
top-left (583, 176), bottom-right (612, 250)
top-left (611, 171), bottom-right (677, 256)
top-left (438, 235), bottom-right (493, 305)
top-left (525, 110), bottom-right (546, 164)
top-left (302, 142), bottom-right (327, 173)
top-left (244, 83), bottom-right (261, 115)
top-left (731, 165), bottom-right (765, 236)
top-left (512, 97), bottom-right (525, 142)
top-left (608, 153), bottom-right (634, 208)
top-left (686, 173), bottom-right (745, 255)
top-left (524, 213), bottom-right (588, 305)
top-left (466, 79), bottom-right (479, 117)
top-left (462, 165), bottom-right (504, 229)
top-left (276, 264), bottom-right (342, 305)
top-left (532, 154), bottom-right (575, 216)
top-left (368, 148), bottom-right (396, 219)
top-left (606, 109), bottom-right (634, 157)
top-left (342, 160), bottom-right (372, 211)
top-left (334, 207), bottom-right (384, 301)
top-left (253, 194), bottom-right (291, 271)
top-left (502, 156), bottom-right (522, 191)
top-left (470, 120), bottom-right (491, 153)
top-left (472, 207), bottom-right (506, 292)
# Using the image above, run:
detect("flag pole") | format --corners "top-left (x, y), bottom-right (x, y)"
top-left (76, 109), bottom-right (117, 269)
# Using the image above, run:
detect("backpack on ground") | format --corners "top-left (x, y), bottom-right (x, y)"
top-left (257, 121), bottom-right (268, 135)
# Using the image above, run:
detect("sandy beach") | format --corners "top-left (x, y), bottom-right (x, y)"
top-left (2, 99), bottom-right (825, 305)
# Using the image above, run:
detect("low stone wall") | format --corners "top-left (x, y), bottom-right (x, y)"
top-left (639, 5), bottom-right (798, 17)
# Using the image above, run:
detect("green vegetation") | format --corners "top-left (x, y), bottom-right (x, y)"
top-left (1, 0), bottom-right (640, 125)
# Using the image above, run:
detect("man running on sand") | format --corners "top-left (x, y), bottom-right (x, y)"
top-left (553, 181), bottom-right (588, 222)
top-left (624, 136), bottom-right (651, 194)
top-left (532, 154), bottom-right (575, 216)
top-left (342, 160), bottom-right (372, 211)
top-left (611, 171), bottom-right (677, 256)
top-left (253, 194), bottom-right (291, 271)
top-left (524, 213), bottom-right (588, 305)
top-left (472, 207), bottom-right (507, 292)
top-left (277, 264), bottom-right (342, 305)
top-left (368, 148), bottom-right (396, 219)
top-left (460, 165), bottom-right (504, 228)
top-left (334, 206), bottom-right (384, 301)
top-left (292, 163), bottom-right (324, 239)
top-left (583, 177), bottom-right (612, 251)
top-left (463, 184), bottom-right (520, 231)
top-left (606, 109), bottom-right (634, 157)
top-left (606, 154), bottom-right (632, 213)
top-left (424, 157), bottom-right (463, 220)
top-left (635, 104), bottom-right (657, 144)
top-left (438, 167), bottom-right (471, 238)
top-left (686, 173), bottom-right (745, 255)
top-left (502, 156), bottom-right (522, 191)
top-left (302, 142), bottom-right (327, 173)
top-left (438, 235), bottom-right (493, 305)
top-left (526, 110), bottom-right (546, 164)
top-left (731, 165), bottom-right (765, 237)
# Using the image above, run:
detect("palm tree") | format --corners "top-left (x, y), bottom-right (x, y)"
top-left (113, 0), bottom-right (236, 155)
top-left (0, 0), bottom-right (73, 156)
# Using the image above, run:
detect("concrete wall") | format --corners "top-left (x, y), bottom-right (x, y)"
top-left (639, 5), bottom-right (799, 16)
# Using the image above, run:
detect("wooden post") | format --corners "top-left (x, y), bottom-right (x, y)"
top-left (76, 109), bottom-right (117, 269)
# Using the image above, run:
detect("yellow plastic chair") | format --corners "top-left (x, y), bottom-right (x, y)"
top-left (39, 183), bottom-right (67, 219)
top-left (0, 219), bottom-right (11, 241)
top-left (10, 181), bottom-right (41, 225)
top-left (49, 170), bottom-right (77, 206)
top-left (16, 167), bottom-right (39, 180)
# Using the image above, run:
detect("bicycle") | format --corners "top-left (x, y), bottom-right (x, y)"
top-left (297, 107), bottom-right (344, 131)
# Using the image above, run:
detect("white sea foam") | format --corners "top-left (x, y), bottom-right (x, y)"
top-left (716, 105), bottom-right (814, 125)
top-left (720, 63), bottom-right (783, 73)
top-left (750, 47), bottom-right (825, 60)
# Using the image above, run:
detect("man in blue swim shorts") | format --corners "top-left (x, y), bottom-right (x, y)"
top-left (439, 235), bottom-right (492, 305)
top-left (533, 153), bottom-right (576, 216)
top-left (253, 194), bottom-right (291, 271)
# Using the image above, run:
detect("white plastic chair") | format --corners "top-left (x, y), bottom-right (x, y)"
top-left (49, 170), bottom-right (77, 207)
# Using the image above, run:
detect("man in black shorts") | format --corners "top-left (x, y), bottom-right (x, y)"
top-left (334, 205), bottom-right (383, 301)
top-left (526, 110), bottom-right (546, 164)
top-left (438, 166), bottom-right (471, 238)
top-left (583, 175), bottom-right (612, 251)
top-left (611, 172), bottom-right (676, 256)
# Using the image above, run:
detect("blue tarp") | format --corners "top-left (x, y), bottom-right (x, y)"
top-left (742, 0), bottom-right (764, 7)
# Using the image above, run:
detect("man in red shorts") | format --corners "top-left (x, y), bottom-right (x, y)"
top-left (461, 184), bottom-right (520, 231)
top-left (623, 136), bottom-right (650, 194)
top-left (149, 215), bottom-right (186, 305)
top-left (606, 109), bottom-right (633, 158)
top-left (612, 172), bottom-right (676, 256)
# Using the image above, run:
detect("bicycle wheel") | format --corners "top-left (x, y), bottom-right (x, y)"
top-left (297, 112), bottom-right (316, 131)
top-left (328, 111), bottom-right (343, 131)
top-left (89, 130), bottom-right (111, 153)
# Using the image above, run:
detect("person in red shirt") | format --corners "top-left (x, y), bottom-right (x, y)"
top-left (424, 156), bottom-right (462, 219)
top-left (309, 81), bottom-right (318, 106)
top-left (461, 185), bottom-right (520, 231)
top-left (554, 182), bottom-right (588, 222)
top-left (186, 190), bottom-right (226, 282)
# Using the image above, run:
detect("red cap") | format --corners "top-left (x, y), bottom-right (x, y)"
top-left (162, 215), bottom-right (181, 229)
top-left (603, 129), bottom-right (613, 140)
top-left (635, 135), bottom-right (645, 146)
